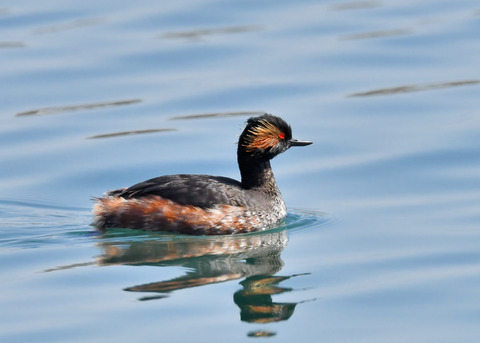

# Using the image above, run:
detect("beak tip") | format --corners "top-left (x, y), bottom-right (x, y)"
top-left (290, 139), bottom-right (313, 147)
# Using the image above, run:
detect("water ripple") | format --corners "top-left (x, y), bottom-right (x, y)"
top-left (282, 209), bottom-right (333, 233)
top-left (158, 25), bottom-right (264, 41)
top-left (340, 28), bottom-right (413, 40)
top-left (88, 128), bottom-right (176, 139)
top-left (32, 17), bottom-right (105, 35)
top-left (348, 79), bottom-right (480, 97)
top-left (0, 198), bottom-right (90, 249)
top-left (329, 1), bottom-right (382, 11)
top-left (0, 41), bottom-right (25, 48)
top-left (169, 111), bottom-right (266, 120)
top-left (15, 99), bottom-right (141, 117)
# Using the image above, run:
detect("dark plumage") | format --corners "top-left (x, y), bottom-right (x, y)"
top-left (93, 113), bottom-right (312, 235)
top-left (108, 175), bottom-right (258, 208)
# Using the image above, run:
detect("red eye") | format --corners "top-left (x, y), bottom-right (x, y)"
top-left (279, 132), bottom-right (285, 139)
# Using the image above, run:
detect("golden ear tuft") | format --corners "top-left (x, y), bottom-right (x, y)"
top-left (243, 119), bottom-right (282, 152)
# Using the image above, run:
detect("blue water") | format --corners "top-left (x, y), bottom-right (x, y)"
top-left (1, 1), bottom-right (480, 342)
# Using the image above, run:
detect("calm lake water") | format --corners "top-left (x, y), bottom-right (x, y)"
top-left (1, 1), bottom-right (480, 342)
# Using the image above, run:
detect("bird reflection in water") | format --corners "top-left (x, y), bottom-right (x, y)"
top-left (96, 228), bottom-right (312, 334)
top-left (46, 228), bottom-right (312, 336)
top-left (235, 274), bottom-right (303, 323)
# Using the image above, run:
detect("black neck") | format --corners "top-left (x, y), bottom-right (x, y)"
top-left (237, 150), bottom-right (278, 191)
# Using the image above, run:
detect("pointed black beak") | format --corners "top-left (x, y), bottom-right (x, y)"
top-left (290, 138), bottom-right (313, 147)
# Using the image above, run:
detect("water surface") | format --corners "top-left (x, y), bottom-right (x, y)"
top-left (1, 1), bottom-right (480, 342)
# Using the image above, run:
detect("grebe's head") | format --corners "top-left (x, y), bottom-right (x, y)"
top-left (238, 114), bottom-right (312, 160)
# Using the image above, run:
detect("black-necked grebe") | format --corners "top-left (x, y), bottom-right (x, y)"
top-left (93, 114), bottom-right (312, 235)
